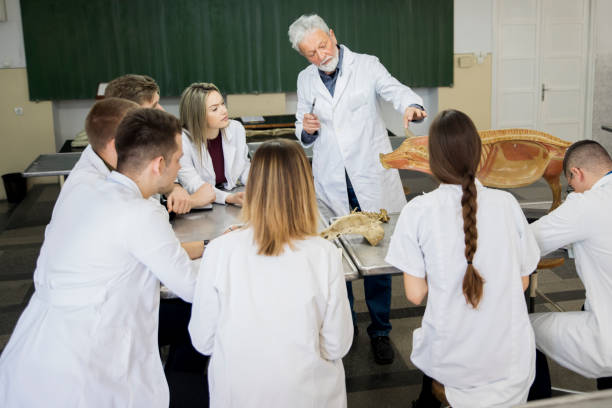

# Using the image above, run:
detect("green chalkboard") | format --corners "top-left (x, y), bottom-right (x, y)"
top-left (20, 0), bottom-right (453, 100)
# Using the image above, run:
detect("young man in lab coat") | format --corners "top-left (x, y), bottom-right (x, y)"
top-left (105, 74), bottom-right (216, 213)
top-left (288, 14), bottom-right (426, 364)
top-left (56, 97), bottom-right (206, 259)
top-left (529, 140), bottom-right (612, 398)
top-left (0, 108), bottom-right (199, 407)
top-left (107, 76), bottom-right (213, 405)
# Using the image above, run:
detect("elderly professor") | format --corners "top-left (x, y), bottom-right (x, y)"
top-left (289, 14), bottom-right (426, 365)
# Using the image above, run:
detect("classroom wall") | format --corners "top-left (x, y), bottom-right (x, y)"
top-left (0, 69), bottom-right (55, 200)
top-left (438, 0), bottom-right (493, 130)
top-left (0, 0), bottom-right (54, 200)
top-left (591, 0), bottom-right (612, 153)
top-left (0, 0), bottom-right (24, 68)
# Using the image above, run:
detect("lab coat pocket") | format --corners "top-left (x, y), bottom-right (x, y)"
top-left (348, 91), bottom-right (367, 112)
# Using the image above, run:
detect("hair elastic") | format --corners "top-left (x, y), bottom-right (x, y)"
top-left (467, 261), bottom-right (472, 265)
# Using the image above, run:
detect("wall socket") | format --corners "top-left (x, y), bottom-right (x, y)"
top-left (14, 107), bottom-right (24, 116)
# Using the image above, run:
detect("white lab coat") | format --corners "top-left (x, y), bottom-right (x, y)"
top-left (53, 144), bottom-right (109, 210)
top-left (0, 171), bottom-right (198, 407)
top-left (188, 228), bottom-right (353, 408)
top-left (178, 120), bottom-right (250, 204)
top-left (295, 45), bottom-right (422, 217)
top-left (386, 181), bottom-right (540, 408)
top-left (530, 173), bottom-right (612, 378)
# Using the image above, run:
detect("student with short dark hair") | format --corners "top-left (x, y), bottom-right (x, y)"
top-left (188, 139), bottom-right (353, 407)
top-left (386, 110), bottom-right (540, 407)
top-left (529, 140), bottom-right (612, 398)
top-left (0, 109), bottom-right (198, 407)
top-left (53, 97), bottom-right (138, 209)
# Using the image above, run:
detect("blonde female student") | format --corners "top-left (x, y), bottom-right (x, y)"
top-left (178, 83), bottom-right (249, 206)
top-left (386, 110), bottom-right (540, 408)
top-left (188, 139), bottom-right (353, 408)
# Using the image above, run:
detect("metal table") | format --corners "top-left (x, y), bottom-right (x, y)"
top-left (172, 204), bottom-right (242, 242)
top-left (317, 212), bottom-right (359, 281)
top-left (331, 213), bottom-right (401, 276)
top-left (23, 152), bottom-right (82, 187)
top-left (171, 200), bottom-right (359, 281)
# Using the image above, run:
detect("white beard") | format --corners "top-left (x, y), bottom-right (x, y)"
top-left (318, 54), bottom-right (339, 72)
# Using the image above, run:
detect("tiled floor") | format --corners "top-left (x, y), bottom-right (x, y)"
top-left (0, 175), bottom-right (598, 406)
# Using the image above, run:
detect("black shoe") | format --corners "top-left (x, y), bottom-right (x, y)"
top-left (371, 336), bottom-right (394, 365)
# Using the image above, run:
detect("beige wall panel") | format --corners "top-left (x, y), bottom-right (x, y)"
top-left (226, 93), bottom-right (286, 117)
top-left (0, 68), bottom-right (54, 199)
top-left (438, 53), bottom-right (492, 130)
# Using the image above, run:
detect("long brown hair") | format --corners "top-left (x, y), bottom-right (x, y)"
top-left (242, 139), bottom-right (318, 256)
top-left (428, 109), bottom-right (485, 308)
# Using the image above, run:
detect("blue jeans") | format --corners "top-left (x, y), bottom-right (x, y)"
top-left (345, 172), bottom-right (392, 338)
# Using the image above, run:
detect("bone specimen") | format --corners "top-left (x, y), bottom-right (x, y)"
top-left (321, 209), bottom-right (389, 246)
top-left (380, 129), bottom-right (571, 211)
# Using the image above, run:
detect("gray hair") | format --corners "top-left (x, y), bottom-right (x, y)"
top-left (288, 14), bottom-right (330, 53)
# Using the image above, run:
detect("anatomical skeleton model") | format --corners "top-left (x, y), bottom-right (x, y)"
top-left (380, 129), bottom-right (571, 212)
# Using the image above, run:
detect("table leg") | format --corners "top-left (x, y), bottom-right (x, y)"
top-left (529, 272), bottom-right (538, 313)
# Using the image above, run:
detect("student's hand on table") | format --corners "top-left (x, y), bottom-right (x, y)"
top-left (167, 184), bottom-right (192, 214)
top-left (191, 183), bottom-right (216, 208)
top-left (225, 192), bottom-right (244, 207)
top-left (303, 113), bottom-right (320, 134)
top-left (403, 107), bottom-right (427, 128)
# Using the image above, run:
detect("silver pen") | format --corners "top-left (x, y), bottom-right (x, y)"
top-left (309, 97), bottom-right (317, 114)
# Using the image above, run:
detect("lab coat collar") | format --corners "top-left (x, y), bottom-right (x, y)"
top-left (221, 125), bottom-right (237, 174)
top-left (438, 178), bottom-right (484, 193)
top-left (108, 171), bottom-right (144, 198)
top-left (332, 45), bottom-right (354, 106)
top-left (84, 145), bottom-right (112, 176)
top-left (339, 44), bottom-right (355, 68)
top-left (591, 171), bottom-right (612, 191)
top-left (221, 123), bottom-right (233, 142)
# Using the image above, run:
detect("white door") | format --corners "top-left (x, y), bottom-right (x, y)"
top-left (494, 0), bottom-right (591, 142)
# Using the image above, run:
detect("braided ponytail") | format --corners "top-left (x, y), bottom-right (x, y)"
top-left (461, 174), bottom-right (484, 308)
top-left (428, 109), bottom-right (485, 309)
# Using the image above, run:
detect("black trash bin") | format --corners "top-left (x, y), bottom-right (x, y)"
top-left (2, 173), bottom-right (27, 204)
